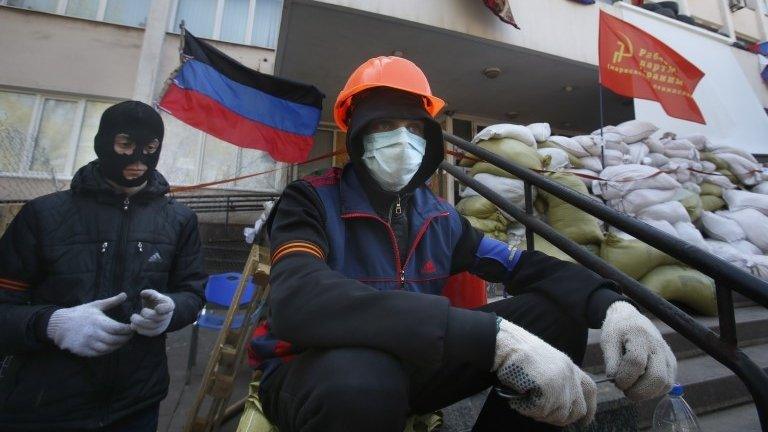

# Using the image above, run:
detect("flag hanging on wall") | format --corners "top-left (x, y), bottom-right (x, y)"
top-left (599, 10), bottom-right (706, 124)
top-left (159, 29), bottom-right (324, 163)
top-left (482, 0), bottom-right (519, 29)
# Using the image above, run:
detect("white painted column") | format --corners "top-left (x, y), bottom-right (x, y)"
top-left (755, 0), bottom-right (768, 41)
top-left (133, 0), bottom-right (174, 103)
top-left (717, 0), bottom-right (737, 40)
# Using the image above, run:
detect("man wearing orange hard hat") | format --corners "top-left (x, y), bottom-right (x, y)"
top-left (248, 57), bottom-right (675, 431)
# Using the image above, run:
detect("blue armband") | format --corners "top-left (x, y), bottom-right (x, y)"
top-left (475, 236), bottom-right (523, 276)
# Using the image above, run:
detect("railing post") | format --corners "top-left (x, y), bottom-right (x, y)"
top-left (524, 181), bottom-right (534, 251)
top-left (225, 196), bottom-right (231, 235)
top-left (716, 282), bottom-right (738, 346)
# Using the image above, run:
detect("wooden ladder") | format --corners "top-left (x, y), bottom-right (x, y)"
top-left (184, 244), bottom-right (271, 432)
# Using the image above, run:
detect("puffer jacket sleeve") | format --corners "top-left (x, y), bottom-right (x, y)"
top-left (165, 208), bottom-right (207, 332)
top-left (0, 203), bottom-right (56, 353)
top-left (450, 215), bottom-right (626, 329)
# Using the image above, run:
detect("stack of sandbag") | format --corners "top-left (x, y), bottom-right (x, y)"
top-left (699, 182), bottom-right (727, 212)
top-left (701, 141), bottom-right (765, 187)
top-left (456, 125), bottom-right (543, 241)
top-left (596, 164), bottom-right (682, 216)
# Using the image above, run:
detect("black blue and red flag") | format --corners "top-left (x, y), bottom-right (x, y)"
top-left (159, 30), bottom-right (324, 163)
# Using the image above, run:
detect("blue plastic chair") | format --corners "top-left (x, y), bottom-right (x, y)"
top-left (186, 272), bottom-right (256, 384)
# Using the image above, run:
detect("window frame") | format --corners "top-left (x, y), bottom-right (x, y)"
top-left (167, 0), bottom-right (283, 49)
top-left (0, 89), bottom-right (118, 180)
top-left (2, 0), bottom-right (141, 26)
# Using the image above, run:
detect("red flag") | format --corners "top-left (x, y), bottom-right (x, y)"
top-left (599, 10), bottom-right (706, 124)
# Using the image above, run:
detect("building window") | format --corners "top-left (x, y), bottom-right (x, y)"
top-left (171, 0), bottom-right (283, 49)
top-left (0, 89), bottom-right (283, 192)
top-left (3, 0), bottom-right (151, 28)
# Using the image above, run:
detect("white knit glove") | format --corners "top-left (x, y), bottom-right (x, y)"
top-left (494, 319), bottom-right (597, 426)
top-left (47, 293), bottom-right (134, 357)
top-left (130, 289), bottom-right (175, 337)
top-left (601, 301), bottom-right (676, 401)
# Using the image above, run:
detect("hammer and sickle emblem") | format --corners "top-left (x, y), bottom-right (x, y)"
top-left (612, 32), bottom-right (633, 64)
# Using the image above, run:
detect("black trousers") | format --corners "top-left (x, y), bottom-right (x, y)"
top-left (260, 293), bottom-right (589, 432)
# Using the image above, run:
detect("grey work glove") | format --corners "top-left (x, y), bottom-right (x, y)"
top-left (601, 301), bottom-right (676, 401)
top-left (47, 293), bottom-right (134, 357)
top-left (130, 289), bottom-right (175, 337)
top-left (493, 319), bottom-right (597, 427)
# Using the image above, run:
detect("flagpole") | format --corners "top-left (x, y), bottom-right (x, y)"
top-left (598, 82), bottom-right (606, 168)
top-left (179, 20), bottom-right (186, 64)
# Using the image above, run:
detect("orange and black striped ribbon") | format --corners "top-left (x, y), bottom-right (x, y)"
top-left (0, 278), bottom-right (30, 292)
top-left (270, 241), bottom-right (325, 265)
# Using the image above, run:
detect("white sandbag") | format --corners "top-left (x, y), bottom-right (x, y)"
top-left (747, 254), bottom-right (768, 281)
top-left (733, 240), bottom-right (762, 256)
top-left (607, 188), bottom-right (680, 215)
top-left (702, 173), bottom-right (737, 190)
top-left (715, 152), bottom-right (762, 186)
top-left (645, 153), bottom-right (670, 168)
top-left (473, 124), bottom-right (537, 148)
top-left (563, 169), bottom-right (599, 188)
top-left (580, 156), bottom-right (603, 173)
top-left (682, 182), bottom-right (701, 195)
top-left (594, 165), bottom-right (681, 200)
top-left (463, 173), bottom-right (531, 207)
top-left (644, 137), bottom-right (665, 154)
top-left (700, 161), bottom-right (717, 172)
top-left (680, 134), bottom-right (710, 151)
top-left (662, 139), bottom-right (699, 160)
top-left (547, 136), bottom-right (590, 158)
top-left (537, 148), bottom-right (570, 171)
top-left (723, 189), bottom-right (768, 215)
top-left (604, 149), bottom-right (627, 166)
top-left (591, 126), bottom-right (619, 136)
top-left (527, 123), bottom-right (551, 143)
top-left (700, 211), bottom-right (745, 242)
top-left (574, 136), bottom-right (602, 157)
top-left (641, 219), bottom-right (679, 237)
top-left (753, 182), bottom-right (768, 195)
top-left (615, 120), bottom-right (658, 144)
top-left (627, 143), bottom-right (650, 165)
top-left (720, 209), bottom-right (768, 252)
top-left (459, 185), bottom-right (479, 198)
top-left (712, 146), bottom-right (758, 163)
top-left (704, 240), bottom-right (752, 271)
top-left (674, 221), bottom-right (709, 251)
top-left (605, 139), bottom-right (630, 154)
top-left (637, 201), bottom-right (691, 224)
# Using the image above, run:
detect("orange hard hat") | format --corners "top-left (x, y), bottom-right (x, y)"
top-left (334, 56), bottom-right (446, 132)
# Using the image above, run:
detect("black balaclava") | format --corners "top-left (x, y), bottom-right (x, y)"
top-left (346, 87), bottom-right (444, 200)
top-left (94, 101), bottom-right (164, 187)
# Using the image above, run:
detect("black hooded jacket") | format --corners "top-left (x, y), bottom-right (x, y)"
top-left (0, 161), bottom-right (206, 430)
top-left (262, 89), bottom-right (625, 380)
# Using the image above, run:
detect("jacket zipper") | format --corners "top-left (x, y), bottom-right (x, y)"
top-left (102, 196), bottom-right (130, 426)
top-left (341, 210), bottom-right (450, 288)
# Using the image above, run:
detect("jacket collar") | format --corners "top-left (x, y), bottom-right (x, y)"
top-left (70, 160), bottom-right (170, 201)
top-left (339, 164), bottom-right (444, 221)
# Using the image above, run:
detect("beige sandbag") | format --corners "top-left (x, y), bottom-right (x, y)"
top-left (475, 138), bottom-right (542, 170)
top-left (538, 141), bottom-right (583, 168)
top-left (700, 195), bottom-right (726, 212)
top-left (699, 183), bottom-right (723, 197)
top-left (456, 196), bottom-right (498, 219)
top-left (464, 214), bottom-right (508, 233)
top-left (676, 189), bottom-right (702, 221)
top-left (539, 173), bottom-right (604, 245)
top-left (718, 169), bottom-right (739, 185)
top-left (600, 233), bottom-right (677, 280)
top-left (527, 234), bottom-right (575, 263)
top-left (701, 153), bottom-right (729, 170)
top-left (640, 265), bottom-right (717, 316)
top-left (470, 162), bottom-right (517, 179)
top-left (457, 153), bottom-right (478, 167)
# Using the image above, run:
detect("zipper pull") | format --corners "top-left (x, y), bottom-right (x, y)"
top-left (137, 241), bottom-right (143, 253)
top-left (400, 269), bottom-right (405, 284)
top-left (101, 242), bottom-right (108, 253)
top-left (123, 196), bottom-right (130, 211)
top-left (394, 195), bottom-right (402, 216)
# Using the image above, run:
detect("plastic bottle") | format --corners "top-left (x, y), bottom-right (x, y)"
top-left (652, 384), bottom-right (702, 432)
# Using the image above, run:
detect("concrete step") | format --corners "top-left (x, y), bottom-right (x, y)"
top-left (694, 403), bottom-right (761, 432)
top-left (583, 305), bottom-right (768, 374)
top-left (582, 342), bottom-right (768, 431)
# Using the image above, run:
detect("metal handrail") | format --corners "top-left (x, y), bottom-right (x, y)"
top-left (443, 132), bottom-right (768, 431)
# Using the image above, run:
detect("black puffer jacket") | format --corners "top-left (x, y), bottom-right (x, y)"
top-left (0, 161), bottom-right (206, 431)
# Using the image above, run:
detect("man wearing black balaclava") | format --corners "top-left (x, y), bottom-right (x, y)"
top-left (247, 57), bottom-right (676, 431)
top-left (0, 101), bottom-right (206, 431)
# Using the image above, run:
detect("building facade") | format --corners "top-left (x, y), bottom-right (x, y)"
top-left (1, 0), bottom-right (767, 205)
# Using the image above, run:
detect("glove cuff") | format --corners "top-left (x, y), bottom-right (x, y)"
top-left (493, 319), bottom-right (544, 372)
top-left (46, 308), bottom-right (73, 342)
top-left (604, 301), bottom-right (636, 322)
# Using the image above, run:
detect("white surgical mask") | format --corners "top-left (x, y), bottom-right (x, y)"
top-left (362, 127), bottom-right (426, 192)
